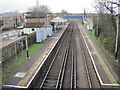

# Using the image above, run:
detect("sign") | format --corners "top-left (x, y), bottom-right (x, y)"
top-left (64, 16), bottom-right (84, 19)
top-left (15, 40), bottom-right (23, 45)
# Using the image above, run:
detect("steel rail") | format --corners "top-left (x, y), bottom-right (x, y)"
top-left (39, 23), bottom-right (72, 89)
top-left (78, 23), bottom-right (120, 87)
top-left (56, 37), bottom-right (71, 89)
top-left (73, 33), bottom-right (77, 89)
top-left (77, 23), bottom-right (93, 89)
top-left (72, 25), bottom-right (77, 89)
top-left (3, 23), bottom-right (70, 89)
top-left (70, 28), bottom-right (74, 89)
top-left (56, 25), bottom-right (73, 89)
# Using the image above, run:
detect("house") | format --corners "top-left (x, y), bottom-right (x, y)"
top-left (50, 17), bottom-right (67, 31)
top-left (1, 12), bottom-right (23, 24)
top-left (83, 18), bottom-right (93, 30)
top-left (23, 12), bottom-right (53, 43)
top-left (1, 12), bottom-right (24, 29)
top-left (25, 12), bottom-right (51, 28)
top-left (23, 12), bottom-right (52, 35)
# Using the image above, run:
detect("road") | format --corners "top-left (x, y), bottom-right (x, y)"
top-left (0, 29), bottom-right (22, 41)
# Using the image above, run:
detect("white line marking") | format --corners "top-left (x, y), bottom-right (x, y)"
top-left (26, 23), bottom-right (69, 88)
top-left (3, 85), bottom-right (26, 88)
top-left (78, 24), bottom-right (120, 87)
top-left (3, 23), bottom-right (69, 88)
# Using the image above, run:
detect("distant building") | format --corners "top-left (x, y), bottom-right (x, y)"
top-left (25, 12), bottom-right (51, 28)
top-left (83, 18), bottom-right (93, 30)
top-left (50, 17), bottom-right (67, 31)
top-left (23, 12), bottom-right (52, 36)
top-left (1, 12), bottom-right (23, 24)
top-left (24, 12), bottom-right (53, 43)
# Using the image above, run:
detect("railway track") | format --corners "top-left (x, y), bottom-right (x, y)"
top-left (74, 22), bottom-right (100, 89)
top-left (74, 23), bottom-right (93, 88)
top-left (33, 22), bottom-right (100, 89)
top-left (58, 23), bottom-right (77, 89)
top-left (39, 22), bottom-right (74, 89)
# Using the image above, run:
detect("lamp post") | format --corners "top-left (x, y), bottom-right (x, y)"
top-left (25, 35), bottom-right (29, 58)
top-left (24, 14), bottom-right (29, 58)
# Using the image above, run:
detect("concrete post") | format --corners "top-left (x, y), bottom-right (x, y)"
top-left (25, 35), bottom-right (29, 58)
top-left (115, 1), bottom-right (120, 59)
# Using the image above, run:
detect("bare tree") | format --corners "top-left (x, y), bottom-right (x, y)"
top-left (28, 5), bottom-right (51, 14)
top-left (39, 5), bottom-right (51, 13)
top-left (93, 0), bottom-right (120, 59)
top-left (61, 10), bottom-right (68, 16)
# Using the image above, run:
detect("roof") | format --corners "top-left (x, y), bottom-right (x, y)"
top-left (1, 12), bottom-right (22, 18)
top-left (51, 17), bottom-right (66, 22)
top-left (26, 12), bottom-right (46, 18)
top-left (26, 22), bottom-right (45, 28)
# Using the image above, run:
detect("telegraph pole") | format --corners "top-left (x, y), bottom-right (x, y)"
top-left (36, 0), bottom-right (40, 28)
top-left (25, 35), bottom-right (29, 58)
top-left (24, 14), bottom-right (29, 58)
top-left (115, 1), bottom-right (120, 59)
top-left (108, 1), bottom-right (120, 59)
top-left (98, 1), bottom-right (119, 59)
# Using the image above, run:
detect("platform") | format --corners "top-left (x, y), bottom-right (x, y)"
top-left (78, 23), bottom-right (119, 86)
top-left (3, 24), bottom-right (68, 88)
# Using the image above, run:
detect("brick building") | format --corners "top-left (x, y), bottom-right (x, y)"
top-left (25, 12), bottom-right (51, 28)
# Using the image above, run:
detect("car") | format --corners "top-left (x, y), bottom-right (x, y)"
top-left (16, 26), bottom-right (24, 29)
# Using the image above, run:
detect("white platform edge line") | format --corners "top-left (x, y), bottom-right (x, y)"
top-left (3, 85), bottom-right (26, 88)
top-left (26, 23), bottom-right (69, 88)
top-left (3, 23), bottom-right (69, 89)
top-left (78, 24), bottom-right (120, 87)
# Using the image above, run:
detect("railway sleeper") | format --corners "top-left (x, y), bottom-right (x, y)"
top-left (48, 74), bottom-right (59, 77)
top-left (47, 77), bottom-right (58, 80)
top-left (50, 68), bottom-right (60, 71)
top-left (48, 73), bottom-right (59, 76)
top-left (45, 80), bottom-right (57, 83)
top-left (43, 83), bottom-right (56, 88)
top-left (50, 67), bottom-right (61, 71)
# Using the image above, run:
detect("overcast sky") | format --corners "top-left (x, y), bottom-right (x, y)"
top-left (0, 0), bottom-right (95, 13)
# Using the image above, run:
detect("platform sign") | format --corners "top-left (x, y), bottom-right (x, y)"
top-left (64, 16), bottom-right (84, 19)
top-left (15, 40), bottom-right (23, 45)
top-left (14, 40), bottom-right (23, 58)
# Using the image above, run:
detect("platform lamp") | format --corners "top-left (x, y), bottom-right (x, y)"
top-left (24, 14), bottom-right (29, 58)
top-left (24, 33), bottom-right (29, 59)
top-left (24, 33), bottom-right (29, 58)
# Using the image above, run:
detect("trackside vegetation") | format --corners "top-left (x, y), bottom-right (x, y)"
top-left (2, 43), bottom-right (43, 84)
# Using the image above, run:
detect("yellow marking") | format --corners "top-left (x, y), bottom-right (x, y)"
top-left (80, 24), bottom-right (117, 84)
top-left (17, 42), bottom-right (53, 86)
top-left (17, 30), bottom-right (64, 86)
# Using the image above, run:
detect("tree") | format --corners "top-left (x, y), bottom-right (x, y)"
top-left (28, 5), bottom-right (51, 14)
top-left (0, 20), bottom-right (3, 27)
top-left (93, 0), bottom-right (120, 59)
top-left (61, 10), bottom-right (68, 16)
top-left (39, 5), bottom-right (51, 13)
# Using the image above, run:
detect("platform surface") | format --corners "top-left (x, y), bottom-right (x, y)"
top-left (4, 25), bottom-right (68, 87)
top-left (78, 23), bottom-right (119, 85)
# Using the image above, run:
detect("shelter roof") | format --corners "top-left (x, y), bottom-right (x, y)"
top-left (51, 17), bottom-right (66, 22)
top-left (26, 12), bottom-right (46, 18)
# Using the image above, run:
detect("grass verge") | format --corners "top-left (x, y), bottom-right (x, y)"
top-left (88, 30), bottom-right (119, 74)
top-left (2, 43), bottom-right (43, 84)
